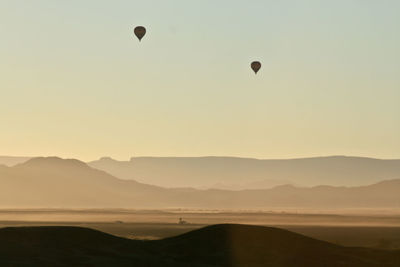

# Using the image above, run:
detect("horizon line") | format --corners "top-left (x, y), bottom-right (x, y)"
top-left (2, 154), bottom-right (400, 162)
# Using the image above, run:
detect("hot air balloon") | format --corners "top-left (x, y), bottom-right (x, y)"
top-left (134, 26), bottom-right (146, 41)
top-left (251, 61), bottom-right (261, 74)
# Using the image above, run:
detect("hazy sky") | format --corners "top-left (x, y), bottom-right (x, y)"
top-left (1, 0), bottom-right (399, 161)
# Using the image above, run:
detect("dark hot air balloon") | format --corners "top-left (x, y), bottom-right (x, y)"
top-left (134, 26), bottom-right (146, 41)
top-left (251, 61), bottom-right (261, 74)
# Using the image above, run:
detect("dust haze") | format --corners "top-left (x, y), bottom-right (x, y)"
top-left (1, 156), bottom-right (400, 254)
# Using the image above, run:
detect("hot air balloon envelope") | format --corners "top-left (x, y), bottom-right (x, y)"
top-left (134, 26), bottom-right (146, 41)
top-left (251, 61), bottom-right (261, 74)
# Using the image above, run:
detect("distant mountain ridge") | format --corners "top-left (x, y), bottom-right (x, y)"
top-left (0, 156), bottom-right (32, 167)
top-left (0, 157), bottom-right (399, 209)
top-left (3, 155), bottom-right (400, 189)
top-left (88, 155), bottom-right (400, 188)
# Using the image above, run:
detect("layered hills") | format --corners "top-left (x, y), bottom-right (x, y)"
top-left (0, 157), bottom-right (399, 209)
top-left (89, 156), bottom-right (400, 188)
top-left (3, 155), bottom-right (400, 189)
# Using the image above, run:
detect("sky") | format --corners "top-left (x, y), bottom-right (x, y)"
top-left (0, 0), bottom-right (399, 161)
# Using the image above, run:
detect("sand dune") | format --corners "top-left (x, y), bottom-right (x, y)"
top-left (0, 224), bottom-right (399, 266)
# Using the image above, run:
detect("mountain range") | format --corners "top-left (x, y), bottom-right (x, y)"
top-left (0, 156), bottom-right (32, 167)
top-left (2, 155), bottom-right (400, 190)
top-left (0, 157), bottom-right (399, 209)
top-left (88, 156), bottom-right (400, 189)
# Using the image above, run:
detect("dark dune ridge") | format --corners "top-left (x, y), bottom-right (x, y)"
top-left (0, 224), bottom-right (399, 266)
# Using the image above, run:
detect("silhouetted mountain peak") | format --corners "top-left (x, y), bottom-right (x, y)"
top-left (366, 179), bottom-right (400, 189)
top-left (18, 157), bottom-right (90, 170)
top-left (98, 156), bottom-right (117, 162)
